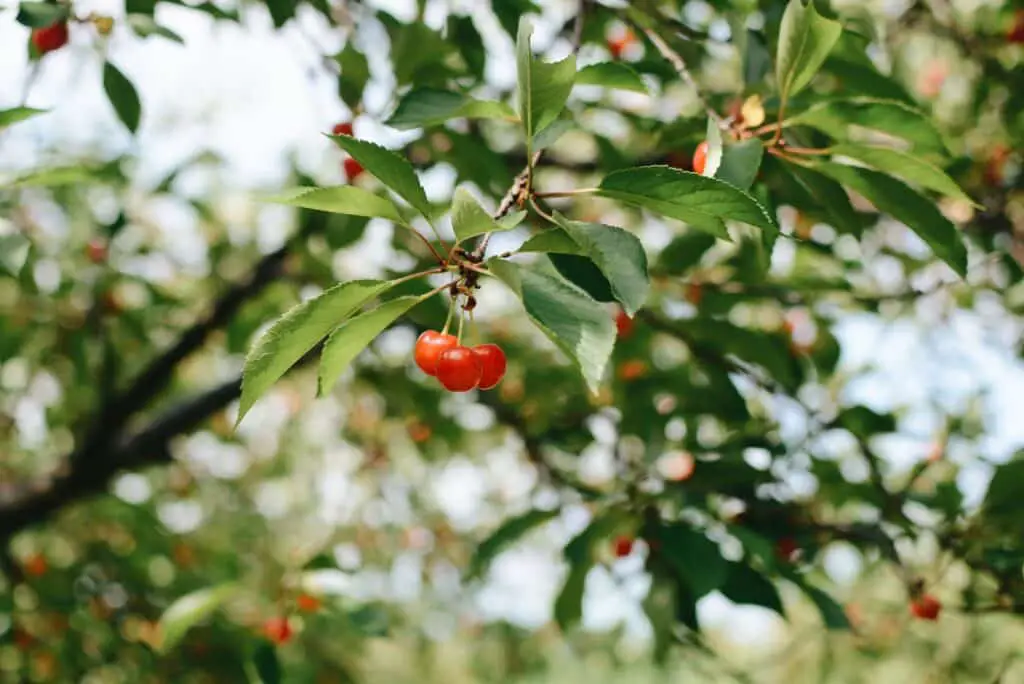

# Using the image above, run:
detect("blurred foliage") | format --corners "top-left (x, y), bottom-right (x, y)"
top-left (2, 0), bottom-right (1024, 682)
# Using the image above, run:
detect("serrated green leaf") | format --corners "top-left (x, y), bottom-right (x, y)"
top-left (517, 18), bottom-right (577, 148)
top-left (328, 135), bottom-right (432, 218)
top-left (550, 216), bottom-right (650, 315)
top-left (520, 229), bottom-right (580, 255)
top-left (653, 524), bottom-right (728, 597)
top-left (830, 144), bottom-right (976, 205)
top-left (720, 562), bottom-right (784, 615)
top-left (576, 62), bottom-right (647, 93)
top-left (787, 97), bottom-right (947, 154)
top-left (550, 254), bottom-right (614, 303)
top-left (776, 0), bottom-right (842, 100)
top-left (813, 162), bottom-right (967, 276)
top-left (266, 186), bottom-right (407, 225)
top-left (318, 295), bottom-right (425, 396)
top-left (597, 166), bottom-right (777, 239)
top-left (238, 280), bottom-right (393, 424)
top-left (715, 138), bottom-right (764, 191)
top-left (450, 188), bottom-right (507, 242)
top-left (387, 88), bottom-right (517, 130)
top-left (776, 159), bottom-right (860, 234)
top-left (0, 107), bottom-right (47, 129)
top-left (335, 43), bottom-right (369, 109)
top-left (498, 210), bottom-right (527, 230)
top-left (468, 509), bottom-right (560, 579)
top-left (16, 2), bottom-right (67, 27)
top-left (157, 583), bottom-right (240, 653)
top-left (103, 62), bottom-right (142, 134)
top-left (488, 260), bottom-right (615, 394)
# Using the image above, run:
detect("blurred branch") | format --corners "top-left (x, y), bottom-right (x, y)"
top-left (0, 218), bottom-right (323, 544)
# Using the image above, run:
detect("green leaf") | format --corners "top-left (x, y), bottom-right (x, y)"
top-left (318, 295), bottom-right (425, 395)
top-left (103, 62), bottom-right (142, 134)
top-left (982, 456), bottom-right (1024, 516)
top-left (554, 559), bottom-right (589, 631)
top-left (157, 584), bottom-right (240, 653)
top-left (266, 186), bottom-right (406, 224)
top-left (597, 166), bottom-right (777, 239)
top-left (551, 216), bottom-right (650, 316)
top-left (328, 135), bottom-right (432, 219)
top-left (450, 188), bottom-right (508, 242)
top-left (793, 579), bottom-right (850, 629)
top-left (264, 0), bottom-right (298, 28)
top-left (654, 231), bottom-right (717, 276)
top-left (575, 62), bottom-right (647, 93)
top-left (238, 280), bottom-right (393, 424)
top-left (776, 160), bottom-right (860, 234)
top-left (0, 107), bottom-right (46, 129)
top-left (653, 524), bottom-right (728, 597)
top-left (387, 20), bottom-right (458, 86)
top-left (16, 2), bottom-right (68, 27)
top-left (498, 210), bottom-right (527, 230)
top-left (251, 642), bottom-right (281, 684)
top-left (126, 14), bottom-right (185, 42)
top-left (787, 98), bottom-right (946, 154)
top-left (813, 162), bottom-right (967, 276)
top-left (488, 260), bottom-right (616, 394)
top-left (742, 29), bottom-right (772, 86)
top-left (775, 0), bottom-right (842, 100)
top-left (550, 254), bottom-right (615, 303)
top-left (468, 509), bottom-right (560, 579)
top-left (837, 405), bottom-right (897, 438)
top-left (830, 144), bottom-right (976, 205)
top-left (386, 88), bottom-right (517, 130)
top-left (701, 116), bottom-right (725, 178)
top-left (720, 562), bottom-right (784, 615)
top-left (643, 572), bottom-right (678, 664)
top-left (335, 43), bottom-right (370, 109)
top-left (715, 138), bottom-right (764, 191)
top-left (516, 18), bottom-right (577, 147)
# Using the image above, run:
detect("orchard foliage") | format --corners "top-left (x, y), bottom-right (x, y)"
top-left (2, 0), bottom-right (1024, 681)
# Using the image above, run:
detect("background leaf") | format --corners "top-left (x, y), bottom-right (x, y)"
top-left (328, 135), bottom-right (432, 218)
top-left (387, 89), bottom-right (516, 130)
top-left (775, 0), bottom-right (842, 100)
top-left (575, 62), bottom-right (647, 93)
top-left (468, 509), bottom-right (559, 579)
top-left (266, 187), bottom-right (406, 224)
top-left (103, 62), bottom-right (142, 133)
top-left (157, 583), bottom-right (240, 653)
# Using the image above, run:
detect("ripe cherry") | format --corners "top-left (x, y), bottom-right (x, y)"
top-left (436, 346), bottom-right (482, 392)
top-left (613, 536), bottom-right (634, 558)
top-left (414, 330), bottom-right (457, 376)
top-left (408, 421), bottom-right (432, 443)
top-left (296, 593), bottom-right (322, 613)
top-left (262, 616), bottom-right (294, 644)
top-left (685, 282), bottom-right (703, 306)
top-left (332, 122), bottom-right (354, 136)
top-left (471, 344), bottom-right (506, 390)
top-left (607, 37), bottom-right (629, 59)
top-left (692, 141), bottom-right (709, 175)
top-left (617, 359), bottom-right (648, 381)
top-left (86, 239), bottom-right (108, 264)
top-left (615, 309), bottom-right (634, 338)
top-left (910, 594), bottom-right (941, 621)
top-left (31, 21), bottom-right (69, 55)
top-left (23, 553), bottom-right (48, 577)
top-left (343, 157), bottom-right (364, 181)
top-left (775, 537), bottom-right (799, 563)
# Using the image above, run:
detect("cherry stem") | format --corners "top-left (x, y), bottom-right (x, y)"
top-left (529, 196), bottom-right (556, 224)
top-left (409, 228), bottom-right (446, 265)
top-left (780, 145), bottom-right (832, 156)
top-left (456, 307), bottom-right (466, 344)
top-left (441, 293), bottom-right (457, 336)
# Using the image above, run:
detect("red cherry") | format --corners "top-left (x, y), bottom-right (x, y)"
top-left (471, 344), bottom-right (506, 390)
top-left (296, 593), bottom-right (322, 613)
top-left (23, 553), bottom-right (47, 577)
top-left (332, 122), bottom-right (354, 136)
top-left (607, 37), bottom-right (628, 59)
top-left (343, 157), bottom-right (364, 181)
top-left (31, 22), bottom-right (69, 55)
top-left (613, 536), bottom-right (634, 558)
top-left (262, 616), bottom-right (293, 644)
top-left (86, 239), bottom-right (107, 264)
top-left (414, 330), bottom-right (457, 376)
top-left (615, 309), bottom-right (634, 338)
top-left (436, 346), bottom-right (482, 392)
top-left (685, 282), bottom-right (703, 306)
top-left (693, 141), bottom-right (709, 175)
top-left (775, 537), bottom-right (799, 563)
top-left (910, 594), bottom-right (941, 621)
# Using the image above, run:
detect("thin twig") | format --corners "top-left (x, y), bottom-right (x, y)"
top-left (633, 22), bottom-right (723, 128)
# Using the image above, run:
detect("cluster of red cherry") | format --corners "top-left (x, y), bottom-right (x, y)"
top-left (414, 331), bottom-right (507, 393)
top-left (332, 122), bottom-right (365, 181)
